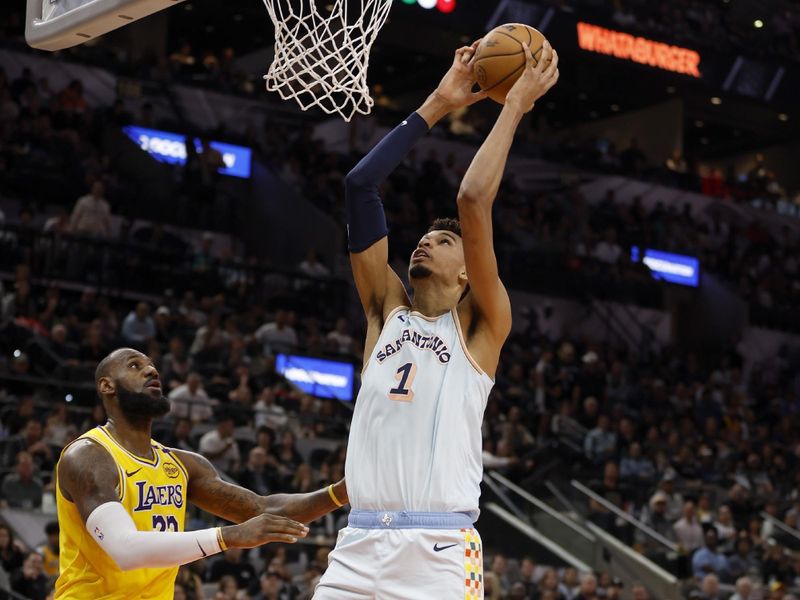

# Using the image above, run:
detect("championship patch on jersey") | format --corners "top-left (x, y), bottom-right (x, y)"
top-left (376, 328), bottom-right (451, 364)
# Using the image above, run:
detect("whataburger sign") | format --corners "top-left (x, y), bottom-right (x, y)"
top-left (577, 22), bottom-right (702, 78)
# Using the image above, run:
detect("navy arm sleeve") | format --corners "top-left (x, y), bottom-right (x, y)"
top-left (345, 112), bottom-right (429, 253)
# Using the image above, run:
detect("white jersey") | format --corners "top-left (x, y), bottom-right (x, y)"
top-left (345, 306), bottom-right (494, 518)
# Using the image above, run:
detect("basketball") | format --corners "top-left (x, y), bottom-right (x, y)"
top-left (474, 23), bottom-right (548, 105)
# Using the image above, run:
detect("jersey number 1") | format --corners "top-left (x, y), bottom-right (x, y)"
top-left (389, 362), bottom-right (417, 402)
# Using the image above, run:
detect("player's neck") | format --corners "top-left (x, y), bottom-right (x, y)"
top-left (104, 417), bottom-right (154, 460)
top-left (410, 283), bottom-right (460, 318)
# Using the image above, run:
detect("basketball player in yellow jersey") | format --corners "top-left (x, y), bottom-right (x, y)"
top-left (55, 347), bottom-right (348, 600)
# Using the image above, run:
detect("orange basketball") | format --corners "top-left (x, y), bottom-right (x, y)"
top-left (473, 23), bottom-right (548, 105)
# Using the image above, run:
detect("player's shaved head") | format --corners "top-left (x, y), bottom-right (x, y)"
top-left (95, 348), bottom-right (140, 384)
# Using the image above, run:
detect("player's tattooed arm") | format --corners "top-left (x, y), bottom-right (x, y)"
top-left (58, 439), bottom-right (123, 523)
top-left (174, 449), bottom-right (347, 524)
top-left (260, 479), bottom-right (348, 525)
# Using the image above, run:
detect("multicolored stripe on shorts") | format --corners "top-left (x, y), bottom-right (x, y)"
top-left (462, 528), bottom-right (483, 599)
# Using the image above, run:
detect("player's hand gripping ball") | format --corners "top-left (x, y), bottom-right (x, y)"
top-left (473, 23), bottom-right (553, 105)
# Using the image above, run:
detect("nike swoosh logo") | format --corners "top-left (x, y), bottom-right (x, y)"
top-left (433, 543), bottom-right (458, 552)
top-left (125, 468), bottom-right (142, 477)
top-left (401, 120), bottom-right (408, 126)
top-left (196, 540), bottom-right (207, 557)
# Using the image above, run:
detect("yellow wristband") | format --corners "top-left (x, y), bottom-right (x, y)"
top-left (216, 527), bottom-right (227, 551)
top-left (327, 484), bottom-right (344, 508)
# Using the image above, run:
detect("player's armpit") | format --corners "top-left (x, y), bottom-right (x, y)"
top-left (58, 439), bottom-right (122, 523)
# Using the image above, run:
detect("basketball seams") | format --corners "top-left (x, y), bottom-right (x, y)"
top-left (475, 23), bottom-right (547, 102)
top-left (481, 62), bottom-right (525, 93)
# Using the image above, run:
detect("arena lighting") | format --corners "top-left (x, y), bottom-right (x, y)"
top-left (711, 96), bottom-right (722, 105)
top-left (754, 19), bottom-right (764, 28)
top-left (121, 125), bottom-right (252, 178)
top-left (400, 0), bottom-right (456, 13)
top-left (631, 247), bottom-right (700, 287)
top-left (778, 113), bottom-right (789, 121)
top-left (276, 354), bottom-right (355, 401)
top-left (576, 22), bottom-right (702, 78)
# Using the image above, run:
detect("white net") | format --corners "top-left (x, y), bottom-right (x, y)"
top-left (262, 0), bottom-right (393, 122)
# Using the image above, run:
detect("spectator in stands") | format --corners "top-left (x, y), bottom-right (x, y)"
top-left (37, 521), bottom-right (59, 578)
top-left (559, 567), bottom-right (580, 599)
top-left (46, 323), bottom-right (78, 365)
top-left (1, 451), bottom-right (43, 509)
top-left (730, 576), bottom-right (754, 600)
top-left (699, 573), bottom-right (724, 600)
top-left (10, 551), bottom-right (49, 600)
top-left (253, 390), bottom-right (289, 431)
top-left (153, 306), bottom-right (176, 345)
top-left (631, 584), bottom-right (650, 600)
top-left (326, 317), bottom-right (354, 355)
top-left (714, 505), bottom-right (737, 549)
top-left (1, 395), bottom-right (37, 436)
top-left (59, 79), bottom-right (87, 113)
top-left (298, 247), bottom-right (330, 278)
top-left (657, 470), bottom-right (684, 522)
top-left (189, 313), bottom-right (230, 366)
top-left (43, 404), bottom-right (77, 448)
top-left (620, 441), bottom-right (656, 484)
top-left (206, 547), bottom-right (257, 590)
top-left (728, 534), bottom-right (759, 580)
top-left (255, 309), bottom-right (298, 355)
top-left (162, 418), bottom-right (195, 452)
top-left (674, 501), bottom-right (705, 552)
top-left (274, 430), bottom-right (302, 485)
top-left (4, 419), bottom-right (53, 469)
top-left (161, 337), bottom-right (191, 390)
top-left (198, 413), bottom-right (240, 474)
top-left (69, 181), bottom-right (112, 237)
top-left (692, 527), bottom-right (731, 582)
top-left (0, 524), bottom-right (25, 573)
top-left (169, 372), bottom-right (214, 423)
top-left (588, 461), bottom-right (630, 535)
top-left (121, 302), bottom-right (156, 347)
top-left (238, 446), bottom-right (276, 496)
top-left (584, 414), bottom-right (617, 464)
top-left (639, 491), bottom-right (677, 557)
top-left (574, 573), bottom-right (598, 600)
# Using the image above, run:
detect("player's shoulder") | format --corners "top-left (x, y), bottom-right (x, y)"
top-left (60, 437), bottom-right (115, 469)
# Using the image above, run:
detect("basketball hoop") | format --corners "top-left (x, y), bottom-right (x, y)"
top-left (262, 0), bottom-right (393, 122)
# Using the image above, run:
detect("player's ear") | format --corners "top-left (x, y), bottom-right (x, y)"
top-left (98, 376), bottom-right (115, 396)
top-left (458, 268), bottom-right (468, 286)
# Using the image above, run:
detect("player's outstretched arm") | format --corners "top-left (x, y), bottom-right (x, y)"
top-left (174, 449), bottom-right (347, 525)
top-left (58, 440), bottom-right (307, 571)
top-left (457, 41), bottom-right (559, 345)
top-left (347, 42), bottom-right (487, 345)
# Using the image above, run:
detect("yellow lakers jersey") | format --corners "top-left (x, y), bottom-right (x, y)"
top-left (55, 426), bottom-right (189, 600)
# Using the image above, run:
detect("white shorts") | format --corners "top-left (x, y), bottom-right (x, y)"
top-left (313, 511), bottom-right (483, 600)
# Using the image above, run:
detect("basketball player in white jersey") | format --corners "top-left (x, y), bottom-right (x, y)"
top-left (314, 40), bottom-right (559, 599)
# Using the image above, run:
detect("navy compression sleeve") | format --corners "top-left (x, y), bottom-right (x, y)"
top-left (345, 112), bottom-right (429, 253)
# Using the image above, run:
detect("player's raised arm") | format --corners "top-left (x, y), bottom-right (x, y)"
top-left (346, 42), bottom-right (487, 331)
top-left (457, 41), bottom-right (559, 341)
top-left (173, 448), bottom-right (348, 526)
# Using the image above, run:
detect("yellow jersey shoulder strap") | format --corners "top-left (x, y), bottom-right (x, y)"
top-left (57, 427), bottom-right (126, 502)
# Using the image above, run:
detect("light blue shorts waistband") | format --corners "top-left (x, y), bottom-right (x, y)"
top-left (348, 510), bottom-right (475, 530)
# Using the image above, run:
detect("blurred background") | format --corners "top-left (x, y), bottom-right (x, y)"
top-left (0, 0), bottom-right (799, 598)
